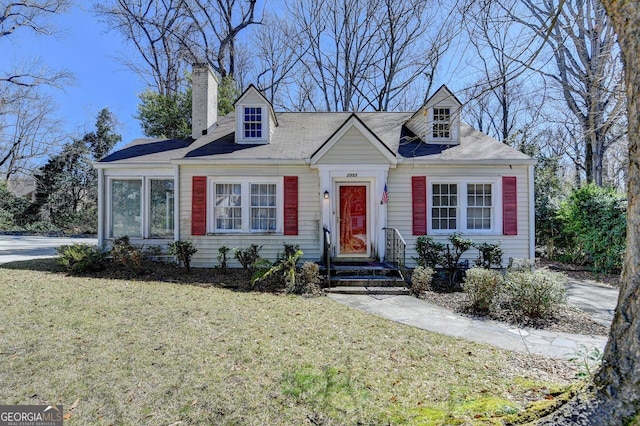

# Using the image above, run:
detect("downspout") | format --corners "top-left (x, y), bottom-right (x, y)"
top-left (174, 164), bottom-right (180, 242)
top-left (528, 164), bottom-right (535, 260)
top-left (97, 168), bottom-right (104, 246)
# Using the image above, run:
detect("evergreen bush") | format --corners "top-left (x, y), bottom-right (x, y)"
top-left (410, 266), bottom-right (435, 295)
top-left (57, 243), bottom-right (106, 274)
top-left (503, 270), bottom-right (567, 320)
top-left (463, 268), bottom-right (502, 313)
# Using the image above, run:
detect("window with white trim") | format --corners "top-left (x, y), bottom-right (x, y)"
top-left (109, 178), bottom-right (174, 239)
top-left (250, 183), bottom-right (277, 231)
top-left (466, 183), bottom-right (492, 230)
top-left (429, 181), bottom-right (496, 233)
top-left (210, 179), bottom-right (281, 233)
top-left (243, 107), bottom-right (263, 138)
top-left (432, 183), bottom-right (457, 230)
top-left (150, 179), bottom-right (175, 238)
top-left (215, 183), bottom-right (242, 230)
top-left (432, 107), bottom-right (451, 138)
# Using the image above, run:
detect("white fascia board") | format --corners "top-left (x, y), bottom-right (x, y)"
top-left (93, 161), bottom-right (176, 169)
top-left (171, 158), bottom-right (307, 166)
top-left (397, 157), bottom-right (537, 166)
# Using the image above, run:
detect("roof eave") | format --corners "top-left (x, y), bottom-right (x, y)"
top-left (171, 158), bottom-right (308, 166)
top-left (398, 157), bottom-right (537, 166)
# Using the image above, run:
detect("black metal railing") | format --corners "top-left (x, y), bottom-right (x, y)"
top-left (323, 227), bottom-right (331, 286)
top-left (383, 227), bottom-right (407, 282)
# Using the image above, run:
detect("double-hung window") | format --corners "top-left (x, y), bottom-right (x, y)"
top-left (432, 183), bottom-right (458, 230)
top-left (214, 183), bottom-right (242, 230)
top-left (466, 183), bottom-right (492, 230)
top-left (432, 108), bottom-right (451, 139)
top-left (429, 181), bottom-right (495, 233)
top-left (109, 178), bottom-right (175, 239)
top-left (243, 107), bottom-right (262, 139)
top-left (250, 183), bottom-right (277, 231)
top-left (211, 179), bottom-right (281, 233)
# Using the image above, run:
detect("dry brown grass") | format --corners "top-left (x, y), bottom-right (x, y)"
top-left (0, 260), bottom-right (577, 425)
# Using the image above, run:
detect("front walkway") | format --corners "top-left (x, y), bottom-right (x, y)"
top-left (328, 293), bottom-right (612, 359)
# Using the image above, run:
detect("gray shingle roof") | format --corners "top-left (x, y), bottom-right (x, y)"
top-left (97, 111), bottom-right (533, 165)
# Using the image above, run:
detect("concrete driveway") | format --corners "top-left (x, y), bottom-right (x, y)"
top-left (0, 235), bottom-right (98, 264)
top-left (565, 278), bottom-right (619, 326)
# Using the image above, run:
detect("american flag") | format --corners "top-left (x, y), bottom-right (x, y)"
top-left (381, 183), bottom-right (389, 204)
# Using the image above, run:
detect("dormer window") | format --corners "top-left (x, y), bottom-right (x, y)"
top-left (243, 107), bottom-right (263, 139)
top-left (432, 107), bottom-right (451, 139)
top-left (234, 84), bottom-right (277, 144)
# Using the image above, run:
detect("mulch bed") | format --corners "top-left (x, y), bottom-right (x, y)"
top-left (84, 258), bottom-right (612, 336)
top-left (420, 290), bottom-right (609, 336)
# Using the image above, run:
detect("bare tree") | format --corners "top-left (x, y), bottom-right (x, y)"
top-left (536, 1), bottom-right (640, 423)
top-left (95, 0), bottom-right (190, 96)
top-left (0, 85), bottom-right (64, 179)
top-left (461, 0), bottom-right (545, 143)
top-left (284, 0), bottom-right (453, 112)
top-left (1, 0), bottom-right (72, 88)
top-left (181, 0), bottom-right (261, 79)
top-left (1, 0), bottom-right (69, 37)
top-left (250, 13), bottom-right (303, 108)
top-left (96, 0), bottom-right (261, 95)
top-left (0, 0), bottom-right (71, 177)
top-left (510, 0), bottom-right (627, 186)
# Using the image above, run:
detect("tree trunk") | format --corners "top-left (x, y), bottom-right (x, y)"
top-left (538, 1), bottom-right (640, 424)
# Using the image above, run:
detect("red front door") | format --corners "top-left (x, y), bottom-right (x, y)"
top-left (339, 185), bottom-right (368, 255)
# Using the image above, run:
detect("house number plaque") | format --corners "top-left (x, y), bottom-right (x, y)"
top-left (347, 173), bottom-right (358, 177)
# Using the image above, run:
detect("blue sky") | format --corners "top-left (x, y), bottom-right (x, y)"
top-left (6, 4), bottom-right (146, 150)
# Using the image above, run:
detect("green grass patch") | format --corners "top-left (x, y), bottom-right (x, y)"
top-left (0, 266), bottom-right (572, 424)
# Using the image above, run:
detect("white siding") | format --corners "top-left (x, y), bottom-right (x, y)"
top-left (180, 165), bottom-right (321, 268)
top-left (320, 127), bottom-right (389, 164)
top-left (387, 163), bottom-right (531, 268)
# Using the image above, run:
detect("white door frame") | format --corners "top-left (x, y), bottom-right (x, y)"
top-left (316, 165), bottom-right (389, 260)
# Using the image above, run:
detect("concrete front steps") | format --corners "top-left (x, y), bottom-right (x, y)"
top-left (324, 262), bottom-right (409, 295)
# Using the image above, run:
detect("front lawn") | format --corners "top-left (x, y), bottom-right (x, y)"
top-left (0, 261), bottom-right (576, 425)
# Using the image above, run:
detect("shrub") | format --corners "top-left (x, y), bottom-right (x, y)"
top-left (507, 257), bottom-right (535, 272)
top-left (234, 244), bottom-right (262, 275)
top-left (410, 266), bottom-right (435, 295)
top-left (57, 243), bottom-right (106, 274)
top-left (168, 240), bottom-right (198, 274)
top-left (556, 184), bottom-right (626, 273)
top-left (463, 268), bottom-right (502, 313)
top-left (413, 236), bottom-right (444, 269)
top-left (503, 270), bottom-right (567, 320)
top-left (110, 236), bottom-right (144, 273)
top-left (217, 246), bottom-right (230, 273)
top-left (297, 261), bottom-right (323, 296)
top-left (253, 249), bottom-right (303, 292)
top-left (442, 233), bottom-right (473, 288)
top-left (473, 242), bottom-right (503, 269)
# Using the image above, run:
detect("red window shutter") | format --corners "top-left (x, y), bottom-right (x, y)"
top-left (192, 176), bottom-right (207, 236)
top-left (412, 176), bottom-right (427, 235)
top-left (284, 176), bottom-right (298, 236)
top-left (502, 176), bottom-right (517, 235)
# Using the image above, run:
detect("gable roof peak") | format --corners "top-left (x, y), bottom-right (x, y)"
top-left (233, 83), bottom-right (278, 127)
top-left (424, 84), bottom-right (462, 108)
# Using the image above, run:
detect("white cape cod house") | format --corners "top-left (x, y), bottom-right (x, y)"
top-left (95, 64), bottom-right (535, 270)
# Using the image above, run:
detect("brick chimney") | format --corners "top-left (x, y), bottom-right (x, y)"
top-left (191, 63), bottom-right (218, 140)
